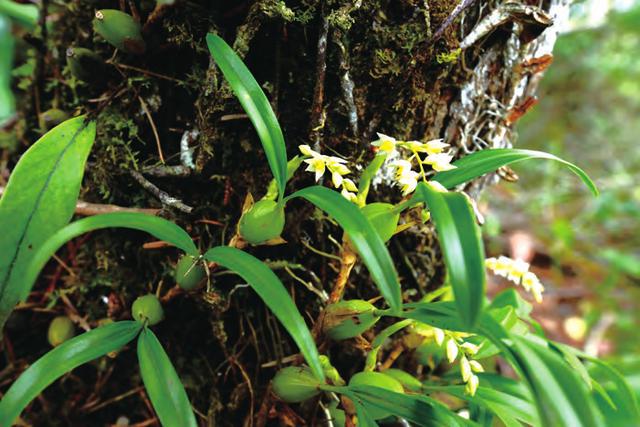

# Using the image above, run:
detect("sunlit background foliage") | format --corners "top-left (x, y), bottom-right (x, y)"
top-left (483, 0), bottom-right (640, 385)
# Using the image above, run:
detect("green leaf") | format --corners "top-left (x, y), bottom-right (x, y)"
top-left (413, 182), bottom-right (485, 327)
top-left (0, 0), bottom-right (39, 29)
top-left (422, 381), bottom-right (537, 426)
top-left (22, 212), bottom-right (198, 304)
top-left (137, 328), bottom-right (197, 427)
top-left (348, 385), bottom-right (472, 426)
top-left (356, 153), bottom-right (387, 206)
top-left (433, 148), bottom-right (598, 196)
top-left (0, 117), bottom-right (96, 329)
top-left (0, 15), bottom-right (14, 126)
top-left (203, 246), bottom-right (323, 381)
top-left (566, 346), bottom-right (640, 421)
top-left (509, 335), bottom-right (604, 427)
top-left (287, 186), bottom-right (402, 313)
top-left (401, 302), bottom-right (605, 427)
top-left (206, 33), bottom-right (288, 201)
top-left (0, 321), bottom-right (141, 425)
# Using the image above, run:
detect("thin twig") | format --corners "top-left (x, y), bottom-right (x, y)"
top-left (109, 62), bottom-right (184, 83)
top-left (130, 170), bottom-right (193, 213)
top-left (427, 0), bottom-right (478, 46)
top-left (141, 164), bottom-right (192, 177)
top-left (138, 96), bottom-right (164, 164)
top-left (0, 186), bottom-right (160, 216)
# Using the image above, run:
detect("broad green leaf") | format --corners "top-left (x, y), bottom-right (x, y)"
top-left (203, 246), bottom-right (323, 380)
top-left (0, 15), bottom-right (14, 126)
top-left (137, 328), bottom-right (197, 427)
top-left (433, 148), bottom-right (598, 196)
top-left (348, 385), bottom-right (472, 426)
top-left (206, 33), bottom-right (288, 201)
top-left (0, 0), bottom-right (38, 29)
top-left (0, 321), bottom-right (141, 425)
top-left (413, 182), bottom-right (485, 327)
top-left (0, 117), bottom-right (96, 330)
top-left (22, 212), bottom-right (198, 304)
top-left (287, 186), bottom-right (402, 313)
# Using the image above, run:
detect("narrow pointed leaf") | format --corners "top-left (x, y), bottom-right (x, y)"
top-left (0, 116), bottom-right (96, 329)
top-left (22, 212), bottom-right (198, 303)
top-left (203, 246), bottom-right (323, 380)
top-left (433, 148), bottom-right (598, 196)
top-left (138, 328), bottom-right (197, 427)
top-left (402, 302), bottom-right (605, 427)
top-left (0, 321), bottom-right (141, 426)
top-left (0, 15), bottom-right (14, 125)
top-left (413, 182), bottom-right (485, 327)
top-left (288, 186), bottom-right (402, 313)
top-left (206, 33), bottom-right (288, 200)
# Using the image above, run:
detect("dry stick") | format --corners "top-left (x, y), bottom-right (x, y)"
top-left (0, 186), bottom-right (160, 216)
top-left (130, 170), bottom-right (194, 213)
top-left (427, 0), bottom-right (478, 46)
top-left (138, 96), bottom-right (164, 164)
top-left (109, 62), bottom-right (184, 84)
top-left (309, 14), bottom-right (329, 152)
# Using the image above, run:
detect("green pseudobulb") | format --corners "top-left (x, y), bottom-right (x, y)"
top-left (66, 47), bottom-right (105, 83)
top-left (132, 294), bottom-right (164, 326)
top-left (348, 371), bottom-right (404, 420)
top-left (238, 199), bottom-right (285, 244)
top-left (322, 300), bottom-right (380, 340)
top-left (93, 9), bottom-right (145, 54)
top-left (361, 202), bottom-right (399, 243)
top-left (47, 316), bottom-right (75, 347)
top-left (175, 254), bottom-right (206, 290)
top-left (272, 366), bottom-right (322, 403)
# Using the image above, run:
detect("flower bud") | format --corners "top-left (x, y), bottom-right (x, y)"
top-left (361, 203), bottom-right (399, 243)
top-left (132, 294), bottom-right (164, 325)
top-left (47, 316), bottom-right (75, 347)
top-left (348, 371), bottom-right (404, 419)
top-left (272, 366), bottom-right (322, 403)
top-left (322, 300), bottom-right (380, 340)
top-left (93, 10), bottom-right (146, 54)
top-left (175, 254), bottom-right (206, 290)
top-left (66, 47), bottom-right (105, 83)
top-left (238, 199), bottom-right (285, 245)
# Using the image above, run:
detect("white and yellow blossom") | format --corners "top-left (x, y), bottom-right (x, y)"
top-left (465, 373), bottom-right (479, 396)
top-left (372, 133), bottom-right (399, 154)
top-left (391, 160), bottom-right (420, 195)
top-left (486, 256), bottom-right (545, 303)
top-left (460, 356), bottom-right (472, 382)
top-left (469, 360), bottom-right (484, 373)
top-left (446, 338), bottom-right (459, 363)
top-left (404, 139), bottom-right (450, 155)
top-left (423, 153), bottom-right (456, 172)
top-left (299, 145), bottom-right (357, 201)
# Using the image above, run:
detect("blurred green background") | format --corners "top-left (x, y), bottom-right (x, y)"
top-left (483, 0), bottom-right (640, 396)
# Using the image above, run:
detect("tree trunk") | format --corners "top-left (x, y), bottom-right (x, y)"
top-left (2, 0), bottom-right (570, 425)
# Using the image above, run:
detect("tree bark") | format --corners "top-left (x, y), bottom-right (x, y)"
top-left (3, 0), bottom-right (571, 425)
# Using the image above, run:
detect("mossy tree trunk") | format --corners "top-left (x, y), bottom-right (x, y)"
top-left (1, 0), bottom-right (569, 425)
